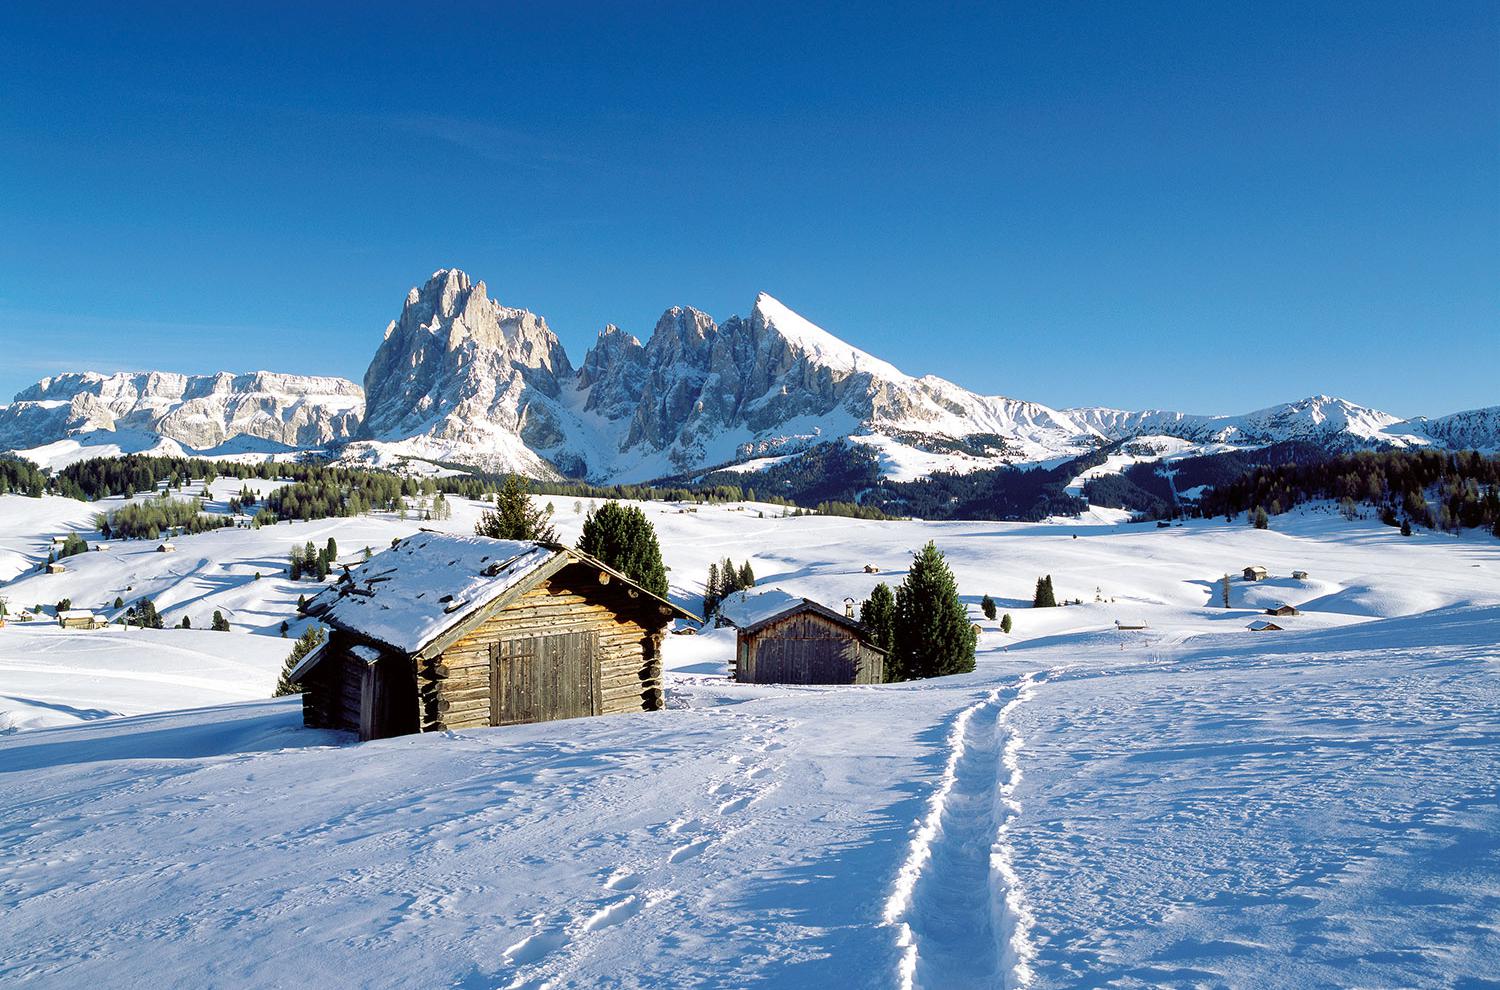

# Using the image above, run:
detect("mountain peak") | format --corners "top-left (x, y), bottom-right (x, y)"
top-left (749, 292), bottom-right (905, 380)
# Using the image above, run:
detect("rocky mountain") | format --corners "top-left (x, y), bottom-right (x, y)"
top-left (0, 371), bottom-right (363, 455)
top-left (3, 268), bottom-right (1495, 484)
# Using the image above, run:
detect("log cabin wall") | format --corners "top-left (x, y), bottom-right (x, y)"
top-left (739, 610), bottom-right (884, 685)
top-left (417, 563), bottom-right (668, 733)
top-left (301, 631), bottom-right (364, 734)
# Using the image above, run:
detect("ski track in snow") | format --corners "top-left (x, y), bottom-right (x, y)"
top-left (886, 671), bottom-right (1045, 990)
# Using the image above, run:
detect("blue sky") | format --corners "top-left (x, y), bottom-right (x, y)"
top-left (1, 2), bottom-right (1495, 417)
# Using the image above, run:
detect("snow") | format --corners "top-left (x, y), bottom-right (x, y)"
top-left (1, 497), bottom-right (1498, 986)
top-left (0, 624), bottom-right (289, 732)
top-left (306, 533), bottom-right (556, 655)
top-left (715, 587), bottom-right (807, 628)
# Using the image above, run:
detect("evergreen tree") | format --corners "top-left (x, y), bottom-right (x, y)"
top-left (279, 620), bottom-right (289, 637)
top-left (1221, 573), bottom-right (1231, 608)
top-left (56, 597), bottom-right (72, 613)
top-left (211, 610), bottom-right (231, 632)
top-left (179, 615), bottom-right (191, 629)
top-left (1033, 575), bottom-right (1057, 608)
top-left (980, 594), bottom-right (997, 620)
top-left (474, 475), bottom-right (558, 542)
top-left (297, 595), bottom-right (308, 613)
top-left (274, 626), bottom-right (324, 697)
top-left (705, 562), bottom-right (721, 615)
top-left (1000, 613), bottom-right (1012, 634)
top-left (859, 583), bottom-right (897, 675)
top-left (1253, 506), bottom-right (1270, 530)
top-left (577, 501), bottom-right (669, 597)
top-left (113, 595), bottom-right (124, 609)
top-left (1401, 518), bottom-right (1413, 537)
top-left (738, 560), bottom-right (755, 589)
top-left (289, 544), bottom-right (304, 581)
top-left (892, 542), bottom-right (976, 680)
top-left (325, 537), bottom-right (338, 562)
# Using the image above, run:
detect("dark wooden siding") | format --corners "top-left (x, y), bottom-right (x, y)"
top-left (736, 611), bottom-right (883, 685)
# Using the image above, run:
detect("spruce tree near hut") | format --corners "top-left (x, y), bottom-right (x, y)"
top-left (892, 541), bottom-right (976, 680)
top-left (859, 582), bottom-right (896, 665)
top-left (576, 500), bottom-right (669, 597)
top-left (475, 474), bottom-right (558, 542)
top-left (1221, 573), bottom-right (1232, 608)
top-left (275, 626), bottom-right (324, 697)
top-left (1000, 612), bottom-right (1013, 634)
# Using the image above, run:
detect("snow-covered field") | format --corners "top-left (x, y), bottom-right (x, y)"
top-left (1, 492), bottom-right (1498, 987)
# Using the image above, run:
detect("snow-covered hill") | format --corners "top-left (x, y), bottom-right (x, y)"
top-left (1, 497), bottom-right (1497, 987)
top-left (3, 269), bottom-right (1496, 482)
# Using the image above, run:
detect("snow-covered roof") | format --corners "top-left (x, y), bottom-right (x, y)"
top-left (57, 610), bottom-right (99, 620)
top-left (286, 639), bottom-right (329, 683)
top-left (1247, 620), bottom-right (1282, 631)
top-left (716, 589), bottom-right (805, 629)
top-left (717, 588), bottom-right (873, 642)
top-left (305, 533), bottom-right (559, 655)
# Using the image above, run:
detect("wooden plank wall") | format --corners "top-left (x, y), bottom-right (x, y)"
top-left (301, 632), bottom-right (365, 734)
top-left (418, 566), bottom-right (667, 733)
top-left (740, 611), bottom-right (883, 685)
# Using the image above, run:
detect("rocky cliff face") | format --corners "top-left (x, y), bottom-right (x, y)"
top-left (0, 371), bottom-right (363, 451)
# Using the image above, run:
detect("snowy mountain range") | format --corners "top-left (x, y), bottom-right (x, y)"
top-left (2, 268), bottom-right (1496, 479)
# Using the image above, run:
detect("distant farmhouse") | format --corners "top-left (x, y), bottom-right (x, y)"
top-left (1265, 602), bottom-right (1301, 617)
top-left (1243, 565), bottom-right (1269, 582)
top-left (718, 589), bottom-right (885, 685)
top-left (296, 533), bottom-right (697, 741)
top-left (1247, 619), bottom-right (1284, 632)
top-left (45, 561), bottom-right (67, 574)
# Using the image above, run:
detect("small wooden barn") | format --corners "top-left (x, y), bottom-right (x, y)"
top-left (1266, 602), bottom-right (1301, 617)
top-left (1292, 570), bottom-right (1309, 580)
top-left (719, 590), bottom-right (885, 685)
top-left (157, 542), bottom-right (177, 553)
top-left (1243, 565), bottom-right (1268, 582)
top-left (1247, 619), bottom-right (1284, 632)
top-left (45, 561), bottom-right (66, 574)
top-left (295, 533), bottom-right (697, 741)
top-left (57, 610), bottom-right (104, 630)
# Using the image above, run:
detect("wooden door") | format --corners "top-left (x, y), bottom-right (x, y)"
top-left (490, 630), bottom-right (599, 726)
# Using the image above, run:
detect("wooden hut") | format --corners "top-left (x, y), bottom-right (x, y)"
top-left (45, 561), bottom-right (66, 574)
top-left (57, 610), bottom-right (103, 630)
top-left (719, 589), bottom-right (885, 686)
top-left (1292, 570), bottom-right (1309, 580)
top-left (156, 542), bottom-right (177, 553)
top-left (1265, 602), bottom-right (1301, 617)
top-left (1243, 565), bottom-right (1268, 582)
top-left (295, 533), bottom-right (697, 742)
top-left (1247, 619), bottom-right (1284, 632)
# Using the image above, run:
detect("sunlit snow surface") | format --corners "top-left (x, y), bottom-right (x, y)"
top-left (1, 497), bottom-right (1498, 987)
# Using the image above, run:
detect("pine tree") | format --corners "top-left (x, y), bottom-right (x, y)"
top-left (1221, 573), bottom-right (1231, 608)
top-left (859, 583), bottom-right (897, 675)
top-left (577, 501), bottom-right (669, 597)
top-left (1253, 506), bottom-right (1270, 530)
top-left (738, 560), bottom-right (755, 589)
top-left (113, 595), bottom-right (124, 609)
top-left (1033, 575), bottom-right (1057, 608)
top-left (1000, 613), bottom-right (1012, 634)
top-left (1401, 518), bottom-right (1413, 537)
top-left (980, 594), bottom-right (997, 620)
top-left (475, 475), bottom-right (558, 542)
top-left (179, 615), bottom-right (191, 629)
top-left (289, 544), bottom-right (303, 581)
top-left (274, 626), bottom-right (324, 697)
top-left (893, 542), bottom-right (976, 680)
top-left (211, 610), bottom-right (231, 632)
top-left (705, 562), bottom-right (721, 615)
top-left (325, 537), bottom-right (338, 562)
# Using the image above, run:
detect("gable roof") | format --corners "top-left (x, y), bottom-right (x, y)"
top-left (718, 589), bottom-right (883, 649)
top-left (304, 532), bottom-right (697, 656)
top-left (1247, 619), bottom-right (1283, 631)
